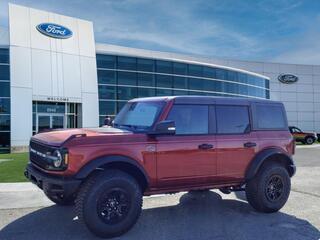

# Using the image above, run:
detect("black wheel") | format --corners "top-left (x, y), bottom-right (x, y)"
top-left (75, 170), bottom-right (142, 238)
top-left (245, 162), bottom-right (291, 213)
top-left (44, 191), bottom-right (75, 206)
top-left (305, 136), bottom-right (315, 145)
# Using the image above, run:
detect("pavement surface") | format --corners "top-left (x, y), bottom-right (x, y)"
top-left (0, 146), bottom-right (320, 240)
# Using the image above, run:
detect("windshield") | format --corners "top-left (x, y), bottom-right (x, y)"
top-left (114, 101), bottom-right (164, 131)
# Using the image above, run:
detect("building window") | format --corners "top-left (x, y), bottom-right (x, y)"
top-left (98, 70), bottom-right (116, 84)
top-left (118, 56), bottom-right (136, 70)
top-left (96, 54), bottom-right (117, 69)
top-left (0, 48), bottom-right (10, 153)
top-left (96, 54), bottom-right (270, 118)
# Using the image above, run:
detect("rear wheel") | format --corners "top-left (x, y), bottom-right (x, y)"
top-left (75, 170), bottom-right (142, 238)
top-left (245, 162), bottom-right (291, 213)
top-left (305, 136), bottom-right (315, 145)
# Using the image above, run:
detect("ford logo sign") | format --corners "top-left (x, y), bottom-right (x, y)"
top-left (36, 23), bottom-right (73, 39)
top-left (278, 74), bottom-right (298, 84)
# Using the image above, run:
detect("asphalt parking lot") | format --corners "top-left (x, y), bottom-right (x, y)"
top-left (0, 146), bottom-right (319, 240)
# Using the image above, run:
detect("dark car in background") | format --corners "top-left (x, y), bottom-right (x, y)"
top-left (289, 126), bottom-right (317, 145)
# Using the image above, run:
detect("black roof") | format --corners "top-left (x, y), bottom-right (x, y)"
top-left (131, 95), bottom-right (282, 105)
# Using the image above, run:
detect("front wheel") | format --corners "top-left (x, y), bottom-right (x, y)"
top-left (75, 170), bottom-right (142, 238)
top-left (245, 162), bottom-right (291, 213)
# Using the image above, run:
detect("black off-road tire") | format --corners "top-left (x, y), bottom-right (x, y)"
top-left (245, 162), bottom-right (291, 213)
top-left (305, 136), bottom-right (315, 145)
top-left (75, 170), bottom-right (143, 238)
top-left (44, 191), bottom-right (75, 206)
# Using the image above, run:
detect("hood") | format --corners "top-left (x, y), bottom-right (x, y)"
top-left (31, 127), bottom-right (132, 147)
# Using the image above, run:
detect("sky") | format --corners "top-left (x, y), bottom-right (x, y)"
top-left (0, 0), bottom-right (320, 64)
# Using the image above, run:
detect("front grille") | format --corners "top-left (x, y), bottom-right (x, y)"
top-left (29, 140), bottom-right (57, 169)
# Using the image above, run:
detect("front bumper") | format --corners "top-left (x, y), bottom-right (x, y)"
top-left (24, 163), bottom-right (82, 198)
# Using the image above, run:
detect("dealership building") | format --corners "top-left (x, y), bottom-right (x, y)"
top-left (0, 3), bottom-right (319, 152)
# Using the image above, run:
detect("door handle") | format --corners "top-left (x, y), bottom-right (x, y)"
top-left (244, 142), bottom-right (257, 148)
top-left (198, 143), bottom-right (214, 150)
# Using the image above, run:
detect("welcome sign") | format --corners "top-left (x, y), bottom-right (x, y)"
top-left (36, 23), bottom-right (73, 39)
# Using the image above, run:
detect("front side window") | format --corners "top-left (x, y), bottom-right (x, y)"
top-left (114, 101), bottom-right (164, 130)
top-left (256, 104), bottom-right (286, 130)
top-left (216, 105), bottom-right (250, 134)
top-left (166, 104), bottom-right (208, 135)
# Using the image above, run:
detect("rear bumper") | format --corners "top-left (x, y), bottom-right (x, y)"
top-left (24, 163), bottom-right (82, 198)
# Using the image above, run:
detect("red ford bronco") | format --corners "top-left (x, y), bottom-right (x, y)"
top-left (25, 96), bottom-right (296, 238)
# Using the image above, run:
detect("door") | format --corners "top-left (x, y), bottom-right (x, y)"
top-left (156, 104), bottom-right (217, 187)
top-left (215, 105), bottom-right (258, 182)
top-left (37, 114), bottom-right (65, 133)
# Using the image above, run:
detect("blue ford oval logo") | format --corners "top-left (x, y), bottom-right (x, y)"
top-left (278, 74), bottom-right (298, 84)
top-left (36, 23), bottom-right (73, 39)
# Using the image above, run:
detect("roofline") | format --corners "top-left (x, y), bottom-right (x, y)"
top-left (95, 43), bottom-right (270, 80)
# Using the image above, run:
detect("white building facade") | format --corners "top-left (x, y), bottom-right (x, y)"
top-left (0, 4), bottom-right (319, 152)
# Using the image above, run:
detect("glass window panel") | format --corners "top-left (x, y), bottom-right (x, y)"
top-left (98, 70), bottom-right (116, 84)
top-left (37, 102), bottom-right (65, 113)
top-left (173, 62), bottom-right (188, 75)
top-left (0, 132), bottom-right (10, 148)
top-left (118, 56), bottom-right (136, 70)
top-left (67, 103), bottom-right (76, 114)
top-left (156, 60), bottom-right (172, 74)
top-left (248, 75), bottom-right (264, 87)
top-left (0, 115), bottom-right (10, 131)
top-left (216, 69), bottom-right (227, 80)
top-left (99, 116), bottom-right (106, 126)
top-left (118, 71), bottom-right (137, 85)
top-left (173, 90), bottom-right (188, 96)
top-left (99, 101), bottom-right (116, 115)
top-left (256, 104), bottom-right (286, 129)
top-left (99, 85), bottom-right (116, 100)
top-left (167, 104), bottom-right (208, 134)
top-left (203, 67), bottom-right (216, 79)
top-left (0, 98), bottom-right (10, 114)
top-left (0, 65), bottom-right (9, 80)
top-left (33, 102), bottom-right (37, 113)
top-left (173, 76), bottom-right (188, 89)
top-left (156, 88), bottom-right (172, 96)
top-left (156, 75), bottom-right (172, 88)
top-left (265, 79), bottom-right (270, 89)
top-left (238, 73), bottom-right (247, 84)
top-left (33, 113), bottom-right (36, 131)
top-left (216, 106), bottom-right (250, 134)
top-left (137, 73), bottom-right (155, 87)
top-left (0, 82), bottom-right (9, 97)
top-left (0, 49), bottom-right (9, 64)
top-left (137, 58), bottom-right (154, 72)
top-left (96, 55), bottom-right (116, 69)
top-left (138, 87), bottom-right (155, 98)
top-left (215, 81), bottom-right (225, 92)
top-left (227, 71), bottom-right (238, 82)
top-left (67, 115), bottom-right (75, 128)
top-left (117, 101), bottom-right (127, 113)
top-left (225, 82), bottom-right (239, 94)
top-left (188, 77), bottom-right (205, 91)
top-left (188, 64), bottom-right (203, 77)
top-left (117, 86), bottom-right (137, 100)
top-left (266, 90), bottom-right (270, 99)
top-left (203, 80), bottom-right (218, 92)
top-left (239, 85), bottom-right (248, 96)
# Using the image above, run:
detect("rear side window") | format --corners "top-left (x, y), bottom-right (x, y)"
top-left (216, 105), bottom-right (250, 134)
top-left (256, 104), bottom-right (286, 129)
top-left (166, 104), bottom-right (208, 135)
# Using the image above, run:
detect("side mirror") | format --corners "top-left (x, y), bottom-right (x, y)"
top-left (149, 120), bottom-right (176, 136)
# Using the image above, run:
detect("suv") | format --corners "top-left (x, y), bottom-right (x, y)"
top-left (25, 96), bottom-right (296, 238)
top-left (289, 126), bottom-right (317, 145)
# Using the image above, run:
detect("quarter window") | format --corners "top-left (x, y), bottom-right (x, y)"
top-left (256, 104), bottom-right (286, 129)
top-left (167, 105), bottom-right (208, 135)
top-left (216, 105), bottom-right (250, 134)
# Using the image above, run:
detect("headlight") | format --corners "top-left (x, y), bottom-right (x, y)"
top-left (52, 150), bottom-right (63, 168)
